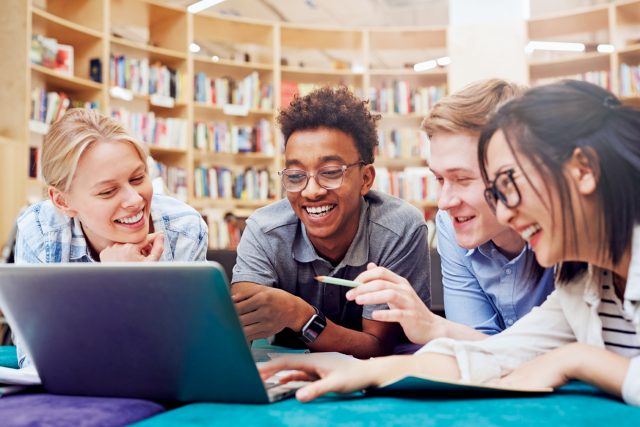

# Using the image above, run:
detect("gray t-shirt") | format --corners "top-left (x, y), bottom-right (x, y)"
top-left (232, 190), bottom-right (431, 346)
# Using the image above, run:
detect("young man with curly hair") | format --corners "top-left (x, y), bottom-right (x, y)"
top-left (231, 86), bottom-right (431, 358)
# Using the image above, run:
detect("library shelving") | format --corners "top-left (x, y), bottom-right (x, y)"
top-left (1, 0), bottom-right (447, 248)
top-left (526, 0), bottom-right (640, 104)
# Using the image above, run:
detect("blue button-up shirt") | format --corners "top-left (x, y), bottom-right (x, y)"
top-left (436, 210), bottom-right (554, 335)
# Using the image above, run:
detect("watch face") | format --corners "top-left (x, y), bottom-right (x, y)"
top-left (301, 313), bottom-right (327, 344)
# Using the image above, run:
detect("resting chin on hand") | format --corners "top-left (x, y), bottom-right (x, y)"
top-left (231, 282), bottom-right (315, 341)
top-left (99, 232), bottom-right (165, 262)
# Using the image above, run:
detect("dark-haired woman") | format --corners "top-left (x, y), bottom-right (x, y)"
top-left (258, 80), bottom-right (640, 407)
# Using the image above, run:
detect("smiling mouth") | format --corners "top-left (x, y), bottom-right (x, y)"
top-left (520, 223), bottom-right (542, 240)
top-left (454, 215), bottom-right (474, 223)
top-left (305, 204), bottom-right (336, 218)
top-left (114, 210), bottom-right (144, 225)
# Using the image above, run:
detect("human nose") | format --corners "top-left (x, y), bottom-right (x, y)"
top-left (437, 181), bottom-right (461, 211)
top-left (300, 173), bottom-right (327, 199)
top-left (494, 200), bottom-right (515, 227)
top-left (121, 184), bottom-right (143, 208)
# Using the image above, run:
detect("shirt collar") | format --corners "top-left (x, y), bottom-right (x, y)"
top-left (293, 198), bottom-right (369, 268)
top-left (69, 217), bottom-right (96, 262)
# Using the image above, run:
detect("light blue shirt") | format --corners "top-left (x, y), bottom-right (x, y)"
top-left (14, 194), bottom-right (208, 367)
top-left (436, 210), bottom-right (554, 335)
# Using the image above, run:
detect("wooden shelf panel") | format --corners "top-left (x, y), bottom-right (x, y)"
top-left (528, 4), bottom-right (610, 39)
top-left (280, 24), bottom-right (363, 50)
top-left (378, 113), bottom-right (425, 120)
top-left (193, 102), bottom-right (274, 118)
top-left (281, 65), bottom-right (362, 77)
top-left (194, 14), bottom-right (274, 46)
top-left (375, 157), bottom-right (428, 169)
top-left (149, 146), bottom-right (188, 155)
top-left (621, 96), bottom-right (640, 107)
top-left (369, 27), bottom-right (447, 50)
top-left (193, 56), bottom-right (274, 72)
top-left (619, 43), bottom-right (640, 62)
top-left (529, 52), bottom-right (611, 79)
top-left (194, 151), bottom-right (275, 163)
top-left (31, 63), bottom-right (103, 92)
top-left (190, 198), bottom-right (275, 210)
top-left (32, 7), bottom-right (104, 40)
top-left (110, 36), bottom-right (187, 62)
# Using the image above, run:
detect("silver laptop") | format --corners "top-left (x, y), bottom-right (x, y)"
top-left (0, 262), bottom-right (304, 403)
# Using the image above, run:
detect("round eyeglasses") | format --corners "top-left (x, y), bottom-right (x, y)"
top-left (484, 168), bottom-right (522, 210)
top-left (278, 161), bottom-right (365, 193)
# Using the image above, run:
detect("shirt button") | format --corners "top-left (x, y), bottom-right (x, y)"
top-left (506, 319), bottom-right (514, 325)
top-left (505, 268), bottom-right (512, 275)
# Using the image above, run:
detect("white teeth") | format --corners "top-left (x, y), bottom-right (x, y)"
top-left (456, 216), bottom-right (473, 223)
top-left (305, 205), bottom-right (335, 216)
top-left (115, 211), bottom-right (144, 224)
top-left (520, 224), bottom-right (542, 240)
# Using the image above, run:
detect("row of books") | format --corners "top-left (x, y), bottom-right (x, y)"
top-left (193, 119), bottom-right (274, 154)
top-left (373, 167), bottom-right (438, 203)
top-left (30, 89), bottom-right (100, 126)
top-left (280, 81), bottom-right (365, 109)
top-left (111, 109), bottom-right (188, 149)
top-left (30, 34), bottom-right (74, 77)
top-left (194, 166), bottom-right (271, 201)
top-left (369, 83), bottom-right (446, 115)
top-left (620, 63), bottom-right (640, 97)
top-left (534, 70), bottom-right (611, 90)
top-left (194, 71), bottom-right (273, 110)
top-left (201, 209), bottom-right (245, 250)
top-left (148, 158), bottom-right (188, 201)
top-left (110, 54), bottom-right (186, 100)
top-left (377, 128), bottom-right (429, 159)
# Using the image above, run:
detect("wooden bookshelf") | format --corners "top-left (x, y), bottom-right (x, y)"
top-left (2, 0), bottom-right (445, 248)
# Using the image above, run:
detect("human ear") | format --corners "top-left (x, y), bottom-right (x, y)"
top-left (49, 186), bottom-right (78, 217)
top-left (360, 164), bottom-right (376, 196)
top-left (566, 147), bottom-right (598, 196)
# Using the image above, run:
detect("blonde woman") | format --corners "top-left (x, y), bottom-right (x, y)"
top-left (14, 109), bottom-right (208, 366)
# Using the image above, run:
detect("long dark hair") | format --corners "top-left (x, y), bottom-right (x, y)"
top-left (478, 80), bottom-right (640, 282)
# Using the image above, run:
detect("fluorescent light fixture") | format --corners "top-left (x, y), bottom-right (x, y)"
top-left (436, 56), bottom-right (451, 66)
top-left (188, 0), bottom-right (226, 14)
top-left (413, 60), bottom-right (437, 72)
top-left (597, 44), bottom-right (615, 53)
top-left (351, 64), bottom-right (365, 73)
top-left (189, 43), bottom-right (201, 53)
top-left (211, 55), bottom-right (220, 62)
top-left (525, 41), bottom-right (585, 53)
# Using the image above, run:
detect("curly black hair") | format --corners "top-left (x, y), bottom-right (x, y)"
top-left (277, 86), bottom-right (381, 164)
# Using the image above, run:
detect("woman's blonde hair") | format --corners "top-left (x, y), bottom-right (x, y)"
top-left (42, 108), bottom-right (147, 192)
top-left (421, 79), bottom-right (526, 138)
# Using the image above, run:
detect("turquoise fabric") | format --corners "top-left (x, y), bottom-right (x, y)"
top-left (0, 346), bottom-right (18, 369)
top-left (135, 382), bottom-right (640, 427)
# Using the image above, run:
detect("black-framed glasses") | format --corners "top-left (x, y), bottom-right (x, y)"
top-left (278, 161), bottom-right (365, 192)
top-left (484, 169), bottom-right (521, 210)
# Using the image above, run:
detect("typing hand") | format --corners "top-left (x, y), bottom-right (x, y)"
top-left (99, 232), bottom-right (165, 262)
top-left (347, 263), bottom-right (441, 345)
top-left (232, 283), bottom-right (314, 341)
top-left (258, 353), bottom-right (376, 402)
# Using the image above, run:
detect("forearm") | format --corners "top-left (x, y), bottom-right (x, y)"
top-left (438, 317), bottom-right (488, 341)
top-left (309, 320), bottom-right (395, 359)
top-left (364, 352), bottom-right (461, 387)
top-left (569, 343), bottom-right (630, 397)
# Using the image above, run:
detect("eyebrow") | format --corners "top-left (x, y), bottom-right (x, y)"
top-left (285, 155), bottom-right (347, 168)
top-left (90, 165), bottom-right (145, 189)
top-left (429, 167), bottom-right (476, 175)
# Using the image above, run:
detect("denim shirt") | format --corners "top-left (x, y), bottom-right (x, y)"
top-left (13, 194), bottom-right (208, 367)
top-left (436, 210), bottom-right (554, 335)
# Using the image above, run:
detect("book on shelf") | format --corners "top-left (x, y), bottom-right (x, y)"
top-left (377, 128), bottom-right (429, 159)
top-left (29, 147), bottom-right (40, 179)
top-left (374, 166), bottom-right (437, 205)
top-left (620, 63), bottom-right (640, 97)
top-left (533, 70), bottom-right (611, 90)
top-left (111, 109), bottom-right (188, 149)
top-left (30, 89), bottom-right (98, 127)
top-left (369, 82), bottom-right (446, 115)
top-left (193, 119), bottom-right (274, 155)
top-left (148, 157), bottom-right (188, 201)
top-left (201, 208), bottom-right (247, 250)
top-left (54, 44), bottom-right (74, 77)
top-left (110, 54), bottom-right (187, 101)
top-left (30, 34), bottom-right (58, 69)
top-left (194, 166), bottom-right (271, 201)
top-left (194, 71), bottom-right (273, 110)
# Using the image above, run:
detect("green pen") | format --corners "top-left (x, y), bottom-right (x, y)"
top-left (315, 276), bottom-right (362, 288)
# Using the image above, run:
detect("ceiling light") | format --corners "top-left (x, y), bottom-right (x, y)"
top-left (211, 55), bottom-right (220, 62)
top-left (525, 41), bottom-right (585, 53)
top-left (189, 43), bottom-right (201, 53)
top-left (413, 60), bottom-right (437, 72)
top-left (436, 56), bottom-right (451, 66)
top-left (597, 44), bottom-right (615, 53)
top-left (188, 0), bottom-right (226, 14)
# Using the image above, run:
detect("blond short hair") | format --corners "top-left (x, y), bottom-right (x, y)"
top-left (42, 109), bottom-right (147, 192)
top-left (421, 79), bottom-right (526, 138)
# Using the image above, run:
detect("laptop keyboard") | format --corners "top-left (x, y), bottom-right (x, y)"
top-left (265, 380), bottom-right (309, 402)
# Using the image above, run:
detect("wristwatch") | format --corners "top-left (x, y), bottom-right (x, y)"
top-left (299, 306), bottom-right (327, 344)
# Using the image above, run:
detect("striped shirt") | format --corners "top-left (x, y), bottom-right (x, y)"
top-left (599, 277), bottom-right (640, 358)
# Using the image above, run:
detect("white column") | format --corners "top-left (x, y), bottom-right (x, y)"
top-left (448, 0), bottom-right (529, 92)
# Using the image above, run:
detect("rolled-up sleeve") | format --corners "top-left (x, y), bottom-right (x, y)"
top-left (417, 289), bottom-right (576, 383)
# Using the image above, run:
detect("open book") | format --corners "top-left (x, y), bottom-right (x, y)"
top-left (366, 375), bottom-right (553, 396)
